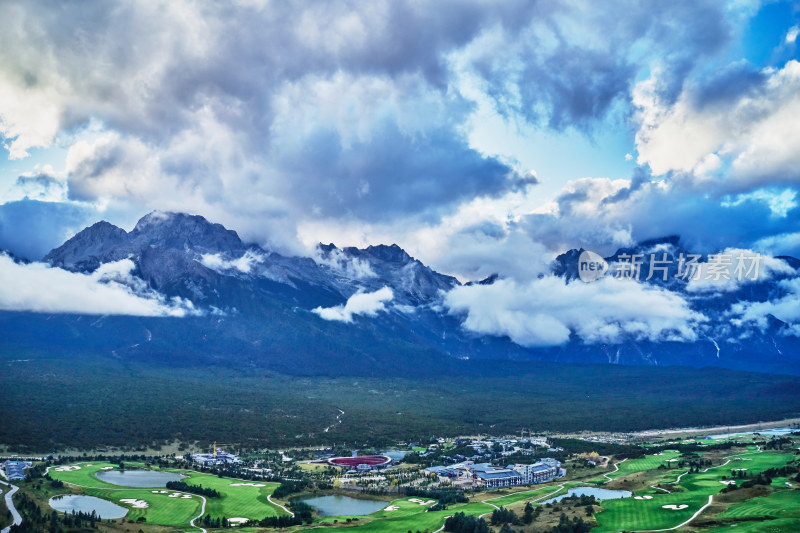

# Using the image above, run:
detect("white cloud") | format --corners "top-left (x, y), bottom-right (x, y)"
top-left (312, 286), bottom-right (393, 323)
top-left (0, 254), bottom-right (197, 316)
top-left (199, 250), bottom-right (265, 274)
top-left (314, 247), bottom-right (376, 279)
top-left (730, 277), bottom-right (800, 335)
top-left (685, 248), bottom-right (795, 293)
top-left (444, 276), bottom-right (705, 347)
top-left (786, 25), bottom-right (799, 45)
top-left (634, 60), bottom-right (800, 191)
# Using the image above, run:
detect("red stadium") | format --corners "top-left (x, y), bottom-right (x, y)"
top-left (327, 455), bottom-right (392, 468)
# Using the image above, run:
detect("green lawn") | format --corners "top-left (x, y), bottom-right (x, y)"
top-left (318, 500), bottom-right (493, 533)
top-left (719, 491), bottom-right (800, 520)
top-left (48, 462), bottom-right (121, 487)
top-left (81, 487), bottom-right (201, 526)
top-left (710, 518), bottom-right (800, 532)
top-left (593, 449), bottom-right (798, 532)
top-left (177, 471), bottom-right (286, 520)
top-left (483, 484), bottom-right (568, 507)
top-left (602, 450), bottom-right (682, 481)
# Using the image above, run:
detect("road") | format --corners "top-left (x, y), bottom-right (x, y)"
top-left (0, 479), bottom-right (22, 533)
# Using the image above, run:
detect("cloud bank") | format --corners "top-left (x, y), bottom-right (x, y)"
top-left (313, 287), bottom-right (394, 323)
top-left (0, 254), bottom-right (196, 316)
top-left (445, 276), bottom-right (705, 346)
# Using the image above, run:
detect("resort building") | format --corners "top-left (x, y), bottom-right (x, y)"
top-left (191, 443), bottom-right (241, 466)
top-left (425, 458), bottom-right (564, 489)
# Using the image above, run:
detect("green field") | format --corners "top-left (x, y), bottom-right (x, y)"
top-left (592, 449), bottom-right (798, 533)
top-left (319, 499), bottom-right (493, 532)
top-left (601, 450), bottom-right (682, 481)
top-left (719, 490), bottom-right (800, 520)
top-left (482, 484), bottom-right (569, 507)
top-left (178, 471), bottom-right (285, 520)
top-left (48, 461), bottom-right (126, 487)
top-left (80, 487), bottom-right (200, 526)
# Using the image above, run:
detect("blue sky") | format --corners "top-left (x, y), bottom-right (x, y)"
top-left (0, 0), bottom-right (799, 281)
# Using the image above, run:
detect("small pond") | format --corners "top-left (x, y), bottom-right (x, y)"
top-left (541, 487), bottom-right (632, 504)
top-left (96, 470), bottom-right (186, 488)
top-left (300, 494), bottom-right (389, 516)
top-left (49, 495), bottom-right (128, 519)
top-left (381, 449), bottom-right (408, 461)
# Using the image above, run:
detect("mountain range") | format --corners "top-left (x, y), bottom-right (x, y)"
top-left (2, 211), bottom-right (798, 377)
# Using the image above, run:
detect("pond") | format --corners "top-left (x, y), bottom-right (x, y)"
top-left (540, 487), bottom-right (632, 504)
top-left (49, 495), bottom-right (128, 519)
top-left (96, 470), bottom-right (186, 488)
top-left (300, 494), bottom-right (389, 516)
top-left (381, 449), bottom-right (408, 461)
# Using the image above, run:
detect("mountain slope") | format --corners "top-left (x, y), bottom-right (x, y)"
top-left (2, 211), bottom-right (798, 376)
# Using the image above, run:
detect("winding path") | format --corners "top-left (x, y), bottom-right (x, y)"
top-left (601, 458), bottom-right (628, 482)
top-left (189, 494), bottom-right (207, 533)
top-left (0, 480), bottom-right (21, 533)
top-left (633, 495), bottom-right (714, 532)
top-left (267, 494), bottom-right (294, 517)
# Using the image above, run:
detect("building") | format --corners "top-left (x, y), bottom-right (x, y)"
top-left (509, 458), bottom-right (565, 484)
top-left (191, 442), bottom-right (240, 466)
top-left (2, 460), bottom-right (31, 481)
top-left (425, 458), bottom-right (564, 489)
top-left (469, 463), bottom-right (522, 488)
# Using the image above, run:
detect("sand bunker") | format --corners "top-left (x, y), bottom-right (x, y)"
top-left (634, 495), bottom-right (654, 500)
top-left (168, 493), bottom-right (182, 498)
top-left (662, 504), bottom-right (688, 510)
top-left (55, 466), bottom-right (81, 472)
top-left (120, 499), bottom-right (149, 509)
top-left (228, 518), bottom-right (249, 525)
top-left (229, 483), bottom-right (265, 487)
top-left (100, 467), bottom-right (114, 470)
top-left (731, 468), bottom-right (748, 471)
top-left (720, 480), bottom-right (736, 485)
top-left (666, 459), bottom-right (679, 462)
top-left (409, 498), bottom-right (435, 506)
top-left (384, 505), bottom-right (400, 511)
top-left (182, 495), bottom-right (192, 498)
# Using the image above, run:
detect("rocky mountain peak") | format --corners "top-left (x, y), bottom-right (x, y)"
top-left (129, 211), bottom-right (246, 255)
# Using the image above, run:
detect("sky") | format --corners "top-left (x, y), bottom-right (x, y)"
top-left (1, 0), bottom-right (799, 284)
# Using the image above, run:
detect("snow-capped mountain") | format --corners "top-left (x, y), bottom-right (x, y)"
top-left (3, 211), bottom-right (798, 377)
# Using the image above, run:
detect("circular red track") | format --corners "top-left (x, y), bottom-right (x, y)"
top-left (328, 455), bottom-right (392, 467)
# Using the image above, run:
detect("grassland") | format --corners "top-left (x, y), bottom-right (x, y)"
top-left (590, 447), bottom-right (799, 533)
top-left (177, 470), bottom-right (285, 520)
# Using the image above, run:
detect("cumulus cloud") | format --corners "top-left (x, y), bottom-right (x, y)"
top-left (199, 250), bottom-right (265, 274)
top-left (313, 287), bottom-right (394, 323)
top-left (0, 0), bottom-right (762, 255)
top-left (685, 249), bottom-right (796, 293)
top-left (634, 60), bottom-right (800, 191)
top-left (515, 171), bottom-right (800, 260)
top-left (0, 254), bottom-right (197, 316)
top-left (730, 277), bottom-right (800, 336)
top-left (445, 276), bottom-right (705, 347)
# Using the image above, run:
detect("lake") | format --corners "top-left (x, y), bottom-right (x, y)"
top-left (300, 494), bottom-right (389, 516)
top-left (96, 470), bottom-right (186, 487)
top-left (49, 495), bottom-right (128, 519)
top-left (540, 487), bottom-right (632, 504)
